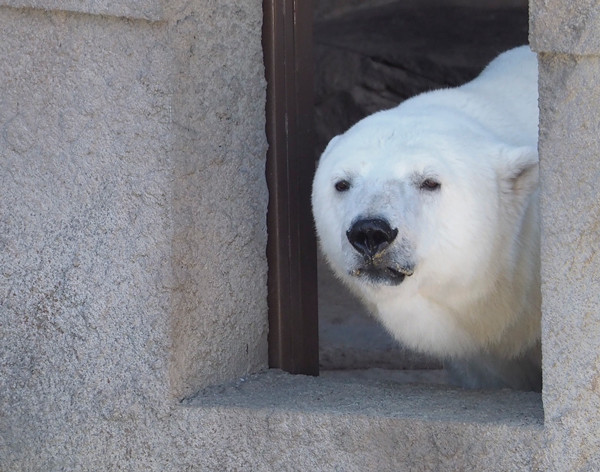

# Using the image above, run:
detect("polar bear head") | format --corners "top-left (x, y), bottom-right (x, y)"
top-left (312, 103), bottom-right (539, 317)
top-left (312, 46), bottom-right (542, 389)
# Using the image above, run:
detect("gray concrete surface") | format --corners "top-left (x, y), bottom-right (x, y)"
top-left (535, 52), bottom-right (600, 472)
top-left (1, 2), bottom-right (269, 468)
top-left (0, 3), bottom-right (269, 407)
top-left (2, 369), bottom-right (543, 471)
top-left (186, 370), bottom-right (543, 472)
top-left (530, 1), bottom-right (600, 468)
top-left (531, 0), bottom-right (600, 55)
top-left (0, 0), bottom-right (164, 20)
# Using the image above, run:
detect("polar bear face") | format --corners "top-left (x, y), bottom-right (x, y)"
top-left (312, 46), bottom-right (541, 389)
top-left (312, 106), bottom-right (538, 312)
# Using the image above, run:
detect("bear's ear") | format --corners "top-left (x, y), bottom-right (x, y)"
top-left (498, 145), bottom-right (539, 198)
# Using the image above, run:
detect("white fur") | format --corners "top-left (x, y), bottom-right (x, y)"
top-left (312, 46), bottom-right (541, 390)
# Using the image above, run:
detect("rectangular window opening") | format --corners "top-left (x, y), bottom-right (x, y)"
top-left (264, 0), bottom-right (543, 416)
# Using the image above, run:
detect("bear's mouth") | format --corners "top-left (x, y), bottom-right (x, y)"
top-left (350, 265), bottom-right (413, 286)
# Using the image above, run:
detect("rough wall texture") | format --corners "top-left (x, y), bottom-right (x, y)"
top-left (3, 368), bottom-right (545, 471)
top-left (167, 1), bottom-right (269, 400)
top-left (0, 8), bottom-right (174, 461)
top-left (0, 0), bottom-right (164, 20)
top-left (530, 0), bottom-right (600, 54)
top-left (0, 1), bottom-right (268, 468)
top-left (531, 1), bottom-right (600, 469)
top-left (536, 52), bottom-right (600, 472)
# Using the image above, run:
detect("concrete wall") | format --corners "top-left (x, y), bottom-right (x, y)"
top-left (1, 1), bottom-right (269, 468)
top-left (2, 0), bottom-right (600, 470)
top-left (531, 1), bottom-right (600, 469)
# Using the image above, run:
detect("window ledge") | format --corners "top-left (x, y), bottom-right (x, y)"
top-left (187, 369), bottom-right (542, 425)
top-left (181, 369), bottom-right (543, 470)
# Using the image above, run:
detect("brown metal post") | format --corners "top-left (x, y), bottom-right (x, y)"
top-left (263, 0), bottom-right (319, 375)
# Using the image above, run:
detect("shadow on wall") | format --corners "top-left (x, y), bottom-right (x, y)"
top-left (314, 0), bottom-right (529, 372)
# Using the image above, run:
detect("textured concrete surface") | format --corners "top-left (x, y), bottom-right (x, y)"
top-left (186, 370), bottom-right (543, 472)
top-left (537, 53), bottom-right (600, 470)
top-left (2, 369), bottom-right (544, 471)
top-left (1, 2), bottom-right (268, 468)
top-left (167, 0), bottom-right (269, 400)
top-left (0, 0), bottom-right (164, 20)
top-left (530, 0), bottom-right (600, 54)
top-left (0, 2), bottom-right (268, 405)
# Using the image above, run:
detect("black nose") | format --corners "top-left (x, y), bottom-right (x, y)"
top-left (346, 218), bottom-right (398, 259)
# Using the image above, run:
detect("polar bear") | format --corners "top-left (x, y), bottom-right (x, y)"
top-left (312, 46), bottom-right (541, 391)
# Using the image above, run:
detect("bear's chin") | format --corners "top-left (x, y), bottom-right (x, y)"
top-left (349, 266), bottom-right (408, 286)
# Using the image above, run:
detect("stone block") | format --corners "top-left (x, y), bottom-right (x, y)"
top-left (166, 0), bottom-right (269, 399)
top-left (537, 52), bottom-right (600, 469)
top-left (1, 2), bottom-right (268, 468)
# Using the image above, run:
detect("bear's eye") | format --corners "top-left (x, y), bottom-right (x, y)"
top-left (334, 180), bottom-right (351, 192)
top-left (420, 178), bottom-right (441, 191)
